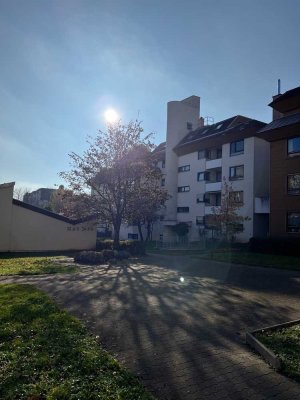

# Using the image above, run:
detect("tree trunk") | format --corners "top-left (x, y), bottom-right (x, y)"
top-left (137, 221), bottom-right (144, 242)
top-left (113, 219), bottom-right (121, 248)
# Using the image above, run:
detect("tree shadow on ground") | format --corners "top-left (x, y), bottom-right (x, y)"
top-left (2, 255), bottom-right (300, 399)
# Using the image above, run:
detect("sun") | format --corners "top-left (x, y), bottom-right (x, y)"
top-left (104, 108), bottom-right (119, 124)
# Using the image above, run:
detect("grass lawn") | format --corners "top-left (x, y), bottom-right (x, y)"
top-left (256, 325), bottom-right (300, 382)
top-left (148, 246), bottom-right (300, 270)
top-left (0, 255), bottom-right (78, 275)
top-left (0, 284), bottom-right (154, 400)
top-left (196, 250), bottom-right (300, 271)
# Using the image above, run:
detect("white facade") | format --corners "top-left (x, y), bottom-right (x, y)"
top-left (155, 96), bottom-right (270, 243)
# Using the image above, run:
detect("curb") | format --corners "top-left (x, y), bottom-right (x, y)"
top-left (246, 318), bottom-right (300, 370)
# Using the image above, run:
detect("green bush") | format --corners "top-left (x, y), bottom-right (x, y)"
top-left (119, 240), bottom-right (146, 256)
top-left (102, 249), bottom-right (115, 261)
top-left (250, 237), bottom-right (300, 257)
top-left (74, 251), bottom-right (104, 265)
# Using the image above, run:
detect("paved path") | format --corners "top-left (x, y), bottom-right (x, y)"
top-left (2, 255), bottom-right (300, 399)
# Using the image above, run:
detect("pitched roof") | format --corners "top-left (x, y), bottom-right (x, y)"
top-left (175, 115), bottom-right (265, 150)
top-left (259, 112), bottom-right (300, 133)
top-left (269, 86), bottom-right (300, 107)
top-left (152, 141), bottom-right (166, 154)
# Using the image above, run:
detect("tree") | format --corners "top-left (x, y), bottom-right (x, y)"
top-left (210, 178), bottom-right (250, 242)
top-left (171, 222), bottom-right (189, 239)
top-left (125, 163), bottom-right (168, 242)
top-left (13, 186), bottom-right (30, 201)
top-left (60, 120), bottom-right (165, 247)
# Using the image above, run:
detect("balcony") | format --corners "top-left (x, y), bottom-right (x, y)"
top-left (255, 196), bottom-right (270, 214)
top-left (205, 181), bottom-right (222, 191)
top-left (206, 158), bottom-right (222, 170)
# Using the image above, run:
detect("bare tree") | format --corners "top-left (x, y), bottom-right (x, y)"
top-left (13, 187), bottom-right (30, 201)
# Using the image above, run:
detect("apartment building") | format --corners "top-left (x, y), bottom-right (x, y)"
top-left (259, 85), bottom-right (300, 237)
top-left (153, 96), bottom-right (270, 243)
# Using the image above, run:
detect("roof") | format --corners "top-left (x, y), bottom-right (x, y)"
top-left (152, 141), bottom-right (166, 154)
top-left (174, 115), bottom-right (266, 150)
top-left (269, 86), bottom-right (300, 107)
top-left (12, 199), bottom-right (96, 225)
top-left (152, 141), bottom-right (166, 161)
top-left (259, 112), bottom-right (300, 133)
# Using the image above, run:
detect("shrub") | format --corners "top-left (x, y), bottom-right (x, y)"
top-left (74, 251), bottom-right (104, 265)
top-left (119, 241), bottom-right (146, 256)
top-left (102, 249), bottom-right (115, 261)
top-left (96, 239), bottom-right (114, 251)
top-left (114, 250), bottom-right (131, 260)
top-left (249, 237), bottom-right (300, 257)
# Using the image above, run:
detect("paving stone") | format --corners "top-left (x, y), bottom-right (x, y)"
top-left (2, 254), bottom-right (300, 400)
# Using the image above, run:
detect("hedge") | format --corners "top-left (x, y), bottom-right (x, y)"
top-left (249, 237), bottom-right (300, 257)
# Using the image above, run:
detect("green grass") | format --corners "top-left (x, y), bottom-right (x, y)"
top-left (256, 325), bottom-right (300, 382)
top-left (0, 284), bottom-right (154, 400)
top-left (148, 245), bottom-right (300, 270)
top-left (0, 256), bottom-right (78, 275)
top-left (196, 250), bottom-right (300, 270)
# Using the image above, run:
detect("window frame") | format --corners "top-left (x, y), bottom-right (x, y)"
top-left (288, 137), bottom-right (300, 156)
top-left (196, 216), bottom-right (205, 225)
top-left (177, 207), bottom-right (190, 213)
top-left (178, 186), bottom-right (190, 193)
top-left (229, 165), bottom-right (244, 180)
top-left (198, 149), bottom-right (206, 159)
top-left (230, 139), bottom-right (244, 156)
top-left (229, 190), bottom-right (244, 204)
top-left (197, 172), bottom-right (206, 181)
top-left (287, 212), bottom-right (300, 233)
top-left (287, 174), bottom-right (300, 195)
top-left (178, 165), bottom-right (190, 172)
top-left (161, 178), bottom-right (165, 187)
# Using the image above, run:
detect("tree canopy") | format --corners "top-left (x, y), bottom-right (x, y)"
top-left (60, 120), bottom-right (167, 246)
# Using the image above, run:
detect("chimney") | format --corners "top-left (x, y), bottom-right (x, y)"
top-left (198, 116), bottom-right (204, 127)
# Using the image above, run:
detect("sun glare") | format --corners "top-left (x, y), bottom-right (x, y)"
top-left (104, 108), bottom-right (119, 124)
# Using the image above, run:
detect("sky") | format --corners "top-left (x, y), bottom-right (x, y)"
top-left (0, 0), bottom-right (300, 191)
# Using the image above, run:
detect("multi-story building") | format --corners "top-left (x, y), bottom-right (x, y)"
top-left (23, 188), bottom-right (55, 209)
top-left (152, 95), bottom-right (270, 243)
top-left (259, 85), bottom-right (300, 237)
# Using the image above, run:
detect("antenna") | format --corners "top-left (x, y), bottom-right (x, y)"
top-left (278, 79), bottom-right (281, 95)
top-left (204, 116), bottom-right (214, 126)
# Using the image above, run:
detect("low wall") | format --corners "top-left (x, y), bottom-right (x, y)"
top-left (0, 182), bottom-right (96, 252)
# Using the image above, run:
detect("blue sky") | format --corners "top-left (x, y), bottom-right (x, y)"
top-left (1, 0), bottom-right (299, 191)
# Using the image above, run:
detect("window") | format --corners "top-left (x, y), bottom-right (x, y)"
top-left (229, 165), bottom-right (244, 180)
top-left (196, 216), bottom-right (205, 225)
top-left (230, 191), bottom-right (244, 204)
top-left (162, 160), bottom-right (165, 168)
top-left (178, 165), bottom-right (190, 172)
top-left (287, 212), bottom-right (300, 233)
top-left (128, 233), bottom-right (138, 240)
top-left (288, 174), bottom-right (300, 195)
top-left (230, 139), bottom-right (244, 155)
top-left (216, 170), bottom-right (222, 182)
top-left (196, 193), bottom-right (205, 203)
top-left (177, 207), bottom-right (189, 213)
top-left (187, 122), bottom-right (193, 130)
top-left (205, 192), bottom-right (221, 206)
top-left (215, 123), bottom-right (223, 130)
top-left (197, 172), bottom-right (206, 181)
top-left (198, 149), bottom-right (206, 159)
top-left (288, 137), bottom-right (300, 155)
top-left (178, 186), bottom-right (190, 192)
top-left (161, 178), bottom-right (165, 187)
